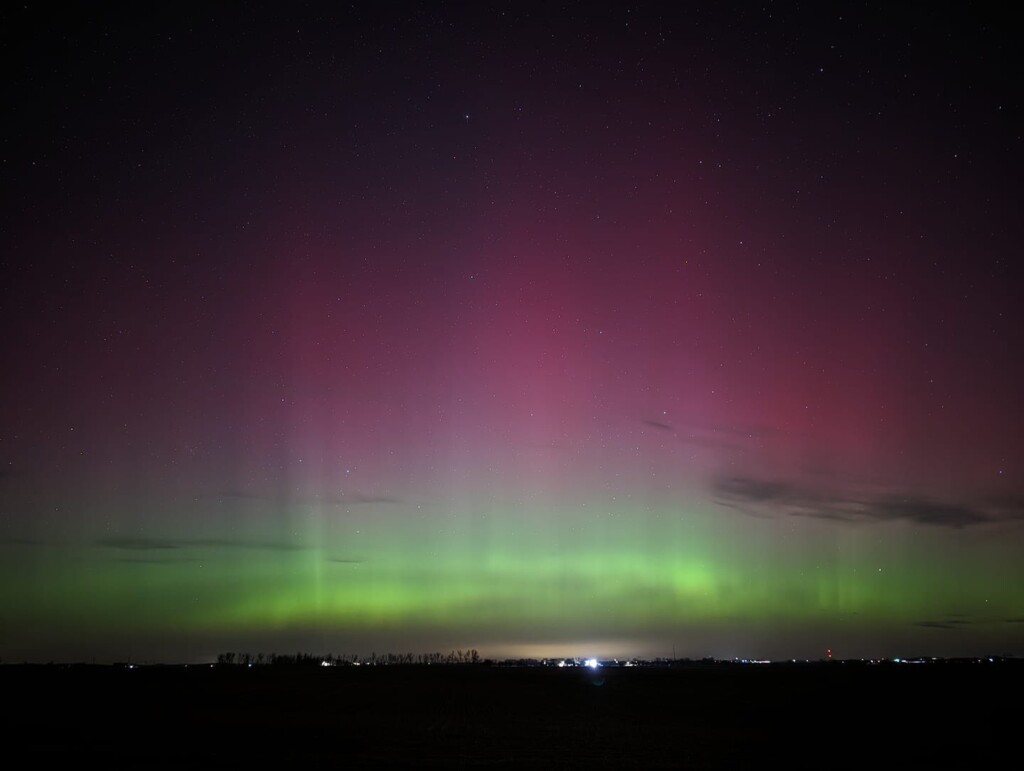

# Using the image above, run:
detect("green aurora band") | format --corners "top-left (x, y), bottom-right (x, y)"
top-left (3, 496), bottom-right (1021, 661)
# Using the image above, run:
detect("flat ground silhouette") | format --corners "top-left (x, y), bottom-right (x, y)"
top-left (2, 662), bottom-right (1017, 767)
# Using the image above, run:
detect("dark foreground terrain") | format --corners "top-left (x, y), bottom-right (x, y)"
top-left (3, 661), bottom-right (1018, 767)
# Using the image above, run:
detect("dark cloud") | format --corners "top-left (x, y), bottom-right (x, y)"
top-left (715, 477), bottom-right (791, 503)
top-left (914, 621), bottom-right (960, 630)
top-left (984, 496), bottom-right (1024, 520)
top-left (712, 474), bottom-right (1024, 529)
top-left (794, 509), bottom-right (856, 523)
top-left (869, 498), bottom-right (988, 528)
top-left (327, 558), bottom-right (364, 564)
top-left (1004, 617), bottom-right (1024, 624)
top-left (116, 557), bottom-right (201, 564)
top-left (96, 536), bottom-right (304, 552)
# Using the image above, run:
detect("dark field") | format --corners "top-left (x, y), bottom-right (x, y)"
top-left (3, 662), bottom-right (1017, 767)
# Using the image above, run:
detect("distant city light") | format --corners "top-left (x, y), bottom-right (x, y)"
top-left (584, 658), bottom-right (599, 669)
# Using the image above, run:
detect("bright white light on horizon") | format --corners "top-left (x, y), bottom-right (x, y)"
top-left (585, 658), bottom-right (599, 669)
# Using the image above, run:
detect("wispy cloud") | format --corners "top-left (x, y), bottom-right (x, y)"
top-left (677, 433), bottom-right (743, 452)
top-left (98, 537), bottom-right (179, 551)
top-left (680, 420), bottom-right (780, 440)
top-left (914, 620), bottom-right (962, 630)
top-left (642, 419), bottom-right (674, 432)
top-left (216, 489), bottom-right (400, 507)
top-left (640, 418), bottom-right (744, 452)
top-left (96, 536), bottom-right (304, 552)
top-left (868, 498), bottom-right (990, 528)
top-left (712, 474), bottom-right (1024, 529)
top-left (716, 477), bottom-right (791, 503)
top-left (0, 537), bottom-right (45, 546)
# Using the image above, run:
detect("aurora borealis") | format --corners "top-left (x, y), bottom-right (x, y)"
top-left (2, 3), bottom-right (1023, 663)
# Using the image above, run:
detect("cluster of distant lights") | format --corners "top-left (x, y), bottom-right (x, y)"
top-left (113, 655), bottom-right (1006, 669)
top-left (316, 656), bottom-right (610, 668)
top-left (297, 656), bottom-right (1004, 668)
top-left (557, 658), bottom-right (601, 669)
top-left (318, 657), bottom-right (607, 668)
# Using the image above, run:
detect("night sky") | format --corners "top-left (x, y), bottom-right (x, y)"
top-left (2, 2), bottom-right (1023, 664)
